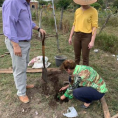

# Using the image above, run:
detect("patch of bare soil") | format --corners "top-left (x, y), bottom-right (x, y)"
top-left (31, 71), bottom-right (69, 108)
top-left (9, 71), bottom-right (69, 118)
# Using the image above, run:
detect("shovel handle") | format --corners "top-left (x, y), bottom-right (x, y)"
top-left (42, 34), bottom-right (46, 68)
top-left (41, 34), bottom-right (45, 46)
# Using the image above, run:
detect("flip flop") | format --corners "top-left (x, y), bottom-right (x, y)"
top-left (81, 104), bottom-right (89, 109)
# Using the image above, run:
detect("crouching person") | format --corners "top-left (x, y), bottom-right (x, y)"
top-left (59, 59), bottom-right (108, 108)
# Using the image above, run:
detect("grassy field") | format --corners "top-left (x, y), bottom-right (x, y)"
top-left (0, 9), bottom-right (118, 118)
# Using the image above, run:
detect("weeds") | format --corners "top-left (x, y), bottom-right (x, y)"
top-left (0, 10), bottom-right (118, 118)
top-left (62, 19), bottom-right (71, 33)
top-left (96, 32), bottom-right (118, 54)
top-left (107, 14), bottom-right (118, 27)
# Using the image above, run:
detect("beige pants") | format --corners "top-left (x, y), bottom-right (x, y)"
top-left (5, 37), bottom-right (30, 96)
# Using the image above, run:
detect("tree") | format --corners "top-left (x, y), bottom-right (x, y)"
top-left (0, 0), bottom-right (4, 7)
top-left (97, 0), bottom-right (103, 6)
top-left (91, 3), bottom-right (101, 10)
top-left (104, 0), bottom-right (111, 8)
top-left (38, 0), bottom-right (48, 7)
top-left (113, 0), bottom-right (118, 8)
top-left (56, 0), bottom-right (71, 30)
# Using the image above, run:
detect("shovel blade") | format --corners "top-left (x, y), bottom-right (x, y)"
top-left (42, 68), bottom-right (48, 82)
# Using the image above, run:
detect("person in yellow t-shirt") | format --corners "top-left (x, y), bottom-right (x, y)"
top-left (69, 0), bottom-right (98, 66)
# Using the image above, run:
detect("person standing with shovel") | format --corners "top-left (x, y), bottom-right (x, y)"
top-left (69, 0), bottom-right (98, 66)
top-left (2, 0), bottom-right (46, 103)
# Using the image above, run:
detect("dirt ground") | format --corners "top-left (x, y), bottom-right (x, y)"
top-left (1, 71), bottom-right (77, 118)
top-left (0, 69), bottom-right (105, 118)
top-left (27, 70), bottom-right (69, 108)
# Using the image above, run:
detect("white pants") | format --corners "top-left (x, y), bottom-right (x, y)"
top-left (5, 37), bottom-right (30, 96)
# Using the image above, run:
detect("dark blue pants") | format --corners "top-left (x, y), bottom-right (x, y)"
top-left (73, 87), bottom-right (105, 103)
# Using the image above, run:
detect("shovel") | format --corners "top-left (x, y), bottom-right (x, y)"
top-left (42, 34), bottom-right (47, 82)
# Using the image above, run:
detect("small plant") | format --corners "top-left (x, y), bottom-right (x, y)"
top-left (54, 90), bottom-right (69, 103)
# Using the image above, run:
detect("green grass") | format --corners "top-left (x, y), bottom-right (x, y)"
top-left (96, 32), bottom-right (118, 54)
top-left (0, 10), bottom-right (118, 118)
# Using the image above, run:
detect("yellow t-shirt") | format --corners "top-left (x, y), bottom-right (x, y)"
top-left (73, 7), bottom-right (98, 33)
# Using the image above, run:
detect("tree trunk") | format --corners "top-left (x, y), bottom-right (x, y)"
top-left (52, 0), bottom-right (61, 52)
top-left (59, 7), bottom-right (64, 30)
top-left (98, 14), bottom-right (111, 35)
top-left (105, 0), bottom-right (108, 9)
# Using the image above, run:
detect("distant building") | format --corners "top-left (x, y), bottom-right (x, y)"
top-left (30, 0), bottom-right (39, 20)
top-left (30, 0), bottom-right (39, 9)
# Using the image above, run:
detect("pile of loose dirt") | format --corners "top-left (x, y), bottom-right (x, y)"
top-left (27, 71), bottom-right (69, 108)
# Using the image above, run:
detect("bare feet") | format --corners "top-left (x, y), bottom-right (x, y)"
top-left (84, 103), bottom-right (90, 107)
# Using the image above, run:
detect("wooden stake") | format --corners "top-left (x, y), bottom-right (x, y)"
top-left (111, 113), bottom-right (118, 118)
top-left (0, 68), bottom-right (61, 74)
top-left (100, 96), bottom-right (111, 118)
top-left (0, 52), bottom-right (10, 58)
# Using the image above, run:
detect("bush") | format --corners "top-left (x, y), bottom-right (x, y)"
top-left (96, 33), bottom-right (118, 54)
top-left (98, 11), bottom-right (118, 27)
top-left (113, 0), bottom-right (118, 8)
top-left (62, 19), bottom-right (71, 33)
top-left (97, 0), bottom-right (103, 6)
top-left (49, 17), bottom-right (55, 28)
top-left (106, 14), bottom-right (118, 27)
top-left (32, 12), bottom-right (36, 20)
top-left (91, 3), bottom-right (101, 10)
top-left (56, 0), bottom-right (71, 10)
top-left (0, 0), bottom-right (4, 7)
top-left (42, 16), bottom-right (58, 28)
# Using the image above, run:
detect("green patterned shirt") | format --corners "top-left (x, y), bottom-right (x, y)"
top-left (64, 65), bottom-right (108, 99)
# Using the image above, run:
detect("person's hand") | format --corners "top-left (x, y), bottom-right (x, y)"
top-left (60, 95), bottom-right (66, 100)
top-left (14, 45), bottom-right (22, 57)
top-left (39, 29), bottom-right (46, 36)
top-left (88, 41), bottom-right (94, 49)
top-left (68, 38), bottom-right (72, 45)
top-left (59, 86), bottom-right (67, 91)
top-left (11, 41), bottom-right (22, 57)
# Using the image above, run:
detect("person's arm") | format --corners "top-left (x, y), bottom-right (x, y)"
top-left (88, 9), bottom-right (98, 49)
top-left (88, 27), bottom-right (97, 49)
top-left (68, 10), bottom-right (76, 45)
top-left (59, 85), bottom-right (69, 100)
top-left (2, 1), bottom-right (22, 56)
top-left (60, 87), bottom-right (73, 100)
top-left (68, 26), bottom-right (75, 45)
top-left (33, 25), bottom-right (46, 35)
top-left (31, 21), bottom-right (46, 35)
top-left (59, 84), bottom-right (69, 91)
